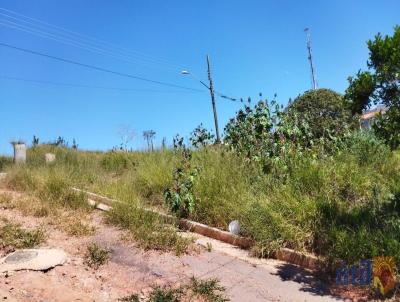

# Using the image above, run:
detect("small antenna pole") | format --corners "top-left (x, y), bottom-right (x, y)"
top-left (304, 28), bottom-right (317, 90)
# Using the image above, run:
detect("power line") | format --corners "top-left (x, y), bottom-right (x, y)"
top-left (0, 7), bottom-right (188, 71)
top-left (0, 8), bottom-right (241, 102)
top-left (0, 75), bottom-right (203, 93)
top-left (0, 42), bottom-right (204, 92)
top-left (0, 20), bottom-right (140, 64)
top-left (0, 18), bottom-right (182, 74)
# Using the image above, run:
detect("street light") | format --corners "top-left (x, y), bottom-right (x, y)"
top-left (181, 55), bottom-right (221, 143)
top-left (181, 70), bottom-right (210, 89)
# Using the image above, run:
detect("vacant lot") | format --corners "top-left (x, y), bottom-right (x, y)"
top-left (2, 137), bottom-right (399, 273)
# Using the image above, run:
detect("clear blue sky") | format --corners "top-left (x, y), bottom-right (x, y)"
top-left (1, 0), bottom-right (399, 154)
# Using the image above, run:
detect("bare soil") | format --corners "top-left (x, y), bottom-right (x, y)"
top-left (0, 189), bottom-right (373, 301)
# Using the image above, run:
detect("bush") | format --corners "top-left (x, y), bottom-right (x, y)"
top-left (287, 88), bottom-right (355, 139)
top-left (341, 130), bottom-right (390, 165)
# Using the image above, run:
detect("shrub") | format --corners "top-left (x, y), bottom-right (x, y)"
top-left (190, 124), bottom-right (215, 148)
top-left (164, 146), bottom-right (198, 218)
top-left (287, 88), bottom-right (355, 140)
top-left (341, 130), bottom-right (390, 165)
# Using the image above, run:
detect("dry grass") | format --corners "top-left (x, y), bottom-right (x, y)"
top-left (0, 191), bottom-right (94, 237)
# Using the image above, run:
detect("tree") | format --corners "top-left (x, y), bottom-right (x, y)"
top-left (287, 89), bottom-right (354, 139)
top-left (143, 130), bottom-right (156, 151)
top-left (345, 26), bottom-right (400, 148)
top-left (118, 124), bottom-right (135, 151)
top-left (32, 135), bottom-right (39, 147)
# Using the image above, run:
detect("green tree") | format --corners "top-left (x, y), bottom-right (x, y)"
top-left (345, 26), bottom-right (400, 148)
top-left (287, 89), bottom-right (354, 139)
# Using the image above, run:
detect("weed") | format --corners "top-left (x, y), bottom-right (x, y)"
top-left (206, 242), bottom-right (213, 252)
top-left (119, 277), bottom-right (228, 302)
top-left (147, 286), bottom-right (183, 302)
top-left (84, 243), bottom-right (110, 269)
top-left (0, 221), bottom-right (45, 249)
top-left (189, 277), bottom-right (228, 302)
top-left (119, 294), bottom-right (140, 302)
top-left (56, 214), bottom-right (95, 237)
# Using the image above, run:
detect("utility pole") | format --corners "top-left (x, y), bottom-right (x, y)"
top-left (304, 28), bottom-right (317, 90)
top-left (206, 55), bottom-right (221, 143)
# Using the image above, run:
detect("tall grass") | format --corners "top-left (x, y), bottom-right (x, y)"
top-left (2, 132), bottom-right (399, 268)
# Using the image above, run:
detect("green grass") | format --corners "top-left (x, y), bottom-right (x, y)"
top-left (3, 137), bottom-right (400, 270)
top-left (0, 219), bottom-right (45, 249)
top-left (189, 276), bottom-right (228, 302)
top-left (106, 202), bottom-right (191, 255)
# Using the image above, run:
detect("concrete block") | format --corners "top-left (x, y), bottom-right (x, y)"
top-left (12, 143), bottom-right (26, 164)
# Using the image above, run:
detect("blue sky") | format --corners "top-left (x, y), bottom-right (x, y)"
top-left (1, 0), bottom-right (399, 154)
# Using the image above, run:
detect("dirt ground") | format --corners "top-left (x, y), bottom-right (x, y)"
top-left (0, 189), bottom-right (370, 302)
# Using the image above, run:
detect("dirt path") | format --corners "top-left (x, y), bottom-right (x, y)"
top-left (0, 190), bottom-right (344, 302)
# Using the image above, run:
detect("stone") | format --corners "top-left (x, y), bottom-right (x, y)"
top-left (45, 153), bottom-right (56, 164)
top-left (0, 249), bottom-right (67, 272)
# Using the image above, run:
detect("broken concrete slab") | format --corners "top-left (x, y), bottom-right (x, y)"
top-left (0, 249), bottom-right (67, 273)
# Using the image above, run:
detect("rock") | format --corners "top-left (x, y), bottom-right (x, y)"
top-left (228, 220), bottom-right (240, 235)
top-left (44, 153), bottom-right (56, 164)
top-left (0, 172), bottom-right (6, 181)
top-left (0, 249), bottom-right (67, 273)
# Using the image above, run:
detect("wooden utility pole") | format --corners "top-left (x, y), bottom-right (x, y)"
top-left (206, 55), bottom-right (221, 142)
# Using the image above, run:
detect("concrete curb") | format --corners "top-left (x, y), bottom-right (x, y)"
top-left (72, 187), bottom-right (321, 270)
top-left (72, 187), bottom-right (121, 205)
top-left (274, 248), bottom-right (321, 270)
top-left (179, 219), bottom-right (254, 249)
